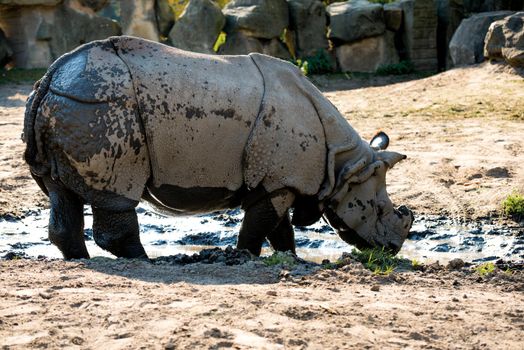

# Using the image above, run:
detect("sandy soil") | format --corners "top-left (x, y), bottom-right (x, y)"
top-left (1, 63), bottom-right (524, 349)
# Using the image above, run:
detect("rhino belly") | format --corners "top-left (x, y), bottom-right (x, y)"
top-left (145, 184), bottom-right (246, 214)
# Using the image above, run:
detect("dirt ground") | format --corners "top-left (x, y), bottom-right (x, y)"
top-left (1, 62), bottom-right (524, 349)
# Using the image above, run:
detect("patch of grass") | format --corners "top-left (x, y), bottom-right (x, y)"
top-left (0, 68), bottom-right (46, 85)
top-left (475, 262), bottom-right (496, 276)
top-left (263, 251), bottom-right (297, 267)
top-left (293, 49), bottom-right (334, 76)
top-left (502, 192), bottom-right (524, 221)
top-left (350, 247), bottom-right (403, 275)
top-left (411, 258), bottom-right (423, 270)
top-left (376, 60), bottom-right (415, 76)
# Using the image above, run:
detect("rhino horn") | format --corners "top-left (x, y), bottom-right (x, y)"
top-left (376, 151), bottom-right (406, 169)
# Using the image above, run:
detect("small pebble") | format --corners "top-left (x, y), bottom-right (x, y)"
top-left (266, 290), bottom-right (277, 296)
top-left (371, 285), bottom-right (380, 292)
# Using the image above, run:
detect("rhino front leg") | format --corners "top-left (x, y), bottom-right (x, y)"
top-left (266, 214), bottom-right (295, 254)
top-left (44, 177), bottom-right (89, 260)
top-left (92, 206), bottom-right (147, 259)
top-left (238, 189), bottom-right (295, 256)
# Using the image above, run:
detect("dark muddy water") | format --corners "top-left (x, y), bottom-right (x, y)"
top-left (1, 204), bottom-right (523, 263)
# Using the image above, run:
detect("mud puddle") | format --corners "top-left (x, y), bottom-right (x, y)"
top-left (0, 204), bottom-right (523, 263)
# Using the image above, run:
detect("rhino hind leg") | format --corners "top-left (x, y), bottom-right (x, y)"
top-left (44, 177), bottom-right (89, 260)
top-left (238, 189), bottom-right (295, 256)
top-left (266, 215), bottom-right (295, 254)
top-left (92, 205), bottom-right (147, 259)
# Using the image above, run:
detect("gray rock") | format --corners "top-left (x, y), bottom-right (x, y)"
top-left (120, 0), bottom-right (160, 41)
top-left (218, 30), bottom-right (291, 59)
top-left (384, 2), bottom-right (403, 31)
top-left (49, 5), bottom-right (122, 59)
top-left (287, 0), bottom-right (329, 57)
top-left (0, 27), bottom-right (13, 68)
top-left (336, 30), bottom-right (399, 72)
top-left (484, 19), bottom-right (508, 58)
top-left (168, 0), bottom-right (225, 54)
top-left (0, 2), bottom-right (121, 68)
top-left (219, 30), bottom-right (264, 55)
top-left (155, 0), bottom-right (175, 37)
top-left (223, 0), bottom-right (289, 39)
top-left (327, 0), bottom-right (385, 44)
top-left (264, 37), bottom-right (292, 59)
top-left (485, 12), bottom-right (524, 67)
top-left (449, 11), bottom-right (513, 66)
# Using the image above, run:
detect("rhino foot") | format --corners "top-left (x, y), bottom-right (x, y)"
top-left (92, 207), bottom-right (147, 259)
top-left (238, 189), bottom-right (295, 256)
top-left (44, 177), bottom-right (90, 260)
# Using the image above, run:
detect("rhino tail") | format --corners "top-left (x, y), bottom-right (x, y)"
top-left (23, 69), bottom-right (56, 177)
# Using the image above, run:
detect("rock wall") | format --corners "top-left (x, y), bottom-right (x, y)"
top-left (1, 0), bottom-right (523, 72)
top-left (407, 0), bottom-right (439, 71)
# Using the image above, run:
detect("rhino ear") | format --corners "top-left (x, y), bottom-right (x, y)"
top-left (376, 151), bottom-right (407, 169)
top-left (370, 131), bottom-right (390, 150)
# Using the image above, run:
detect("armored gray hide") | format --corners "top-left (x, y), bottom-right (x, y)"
top-left (42, 36), bottom-right (370, 206)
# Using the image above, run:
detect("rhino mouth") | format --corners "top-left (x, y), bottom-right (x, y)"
top-left (324, 206), bottom-right (412, 254)
top-left (323, 208), bottom-right (374, 251)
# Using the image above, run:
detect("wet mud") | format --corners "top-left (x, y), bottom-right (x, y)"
top-left (1, 204), bottom-right (522, 264)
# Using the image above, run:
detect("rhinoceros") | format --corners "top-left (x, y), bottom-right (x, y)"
top-left (23, 36), bottom-right (413, 260)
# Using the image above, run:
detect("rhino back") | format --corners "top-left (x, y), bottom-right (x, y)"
top-left (111, 36), bottom-right (263, 191)
top-left (42, 40), bottom-right (150, 201)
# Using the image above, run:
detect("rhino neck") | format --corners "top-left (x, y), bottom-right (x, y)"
top-left (316, 109), bottom-right (375, 203)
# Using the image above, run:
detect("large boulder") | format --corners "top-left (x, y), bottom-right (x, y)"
top-left (218, 30), bottom-right (291, 59)
top-left (219, 30), bottom-right (264, 54)
top-left (326, 0), bottom-right (385, 44)
top-left (449, 11), bottom-right (514, 66)
top-left (384, 2), bottom-right (403, 31)
top-left (0, 27), bottom-right (13, 68)
top-left (155, 0), bottom-right (175, 37)
top-left (0, 2), bottom-right (121, 68)
top-left (168, 0), bottom-right (225, 54)
top-left (485, 12), bottom-right (524, 67)
top-left (287, 0), bottom-right (329, 57)
top-left (119, 0), bottom-right (159, 41)
top-left (336, 30), bottom-right (399, 72)
top-left (223, 0), bottom-right (289, 39)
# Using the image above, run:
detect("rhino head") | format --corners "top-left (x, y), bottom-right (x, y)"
top-left (322, 132), bottom-right (413, 254)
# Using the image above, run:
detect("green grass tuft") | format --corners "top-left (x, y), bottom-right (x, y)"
top-left (350, 247), bottom-right (403, 275)
top-left (263, 251), bottom-right (297, 267)
top-left (502, 192), bottom-right (524, 221)
top-left (0, 68), bottom-right (47, 85)
top-left (475, 262), bottom-right (496, 277)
